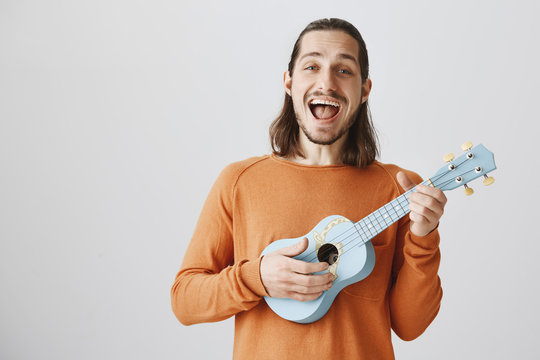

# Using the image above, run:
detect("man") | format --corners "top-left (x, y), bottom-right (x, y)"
top-left (171, 18), bottom-right (446, 359)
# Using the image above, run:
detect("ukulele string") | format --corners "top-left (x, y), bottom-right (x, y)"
top-left (298, 183), bottom-right (424, 263)
top-left (301, 187), bottom-right (416, 264)
top-left (308, 162), bottom-right (474, 263)
top-left (298, 174), bottom-right (434, 263)
top-left (298, 161), bottom-right (471, 263)
top-left (326, 161), bottom-right (476, 261)
top-left (296, 177), bottom-right (427, 263)
top-left (298, 184), bottom-right (419, 263)
top-left (330, 170), bottom-right (477, 261)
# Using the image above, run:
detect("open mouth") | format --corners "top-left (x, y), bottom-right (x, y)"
top-left (309, 99), bottom-right (341, 121)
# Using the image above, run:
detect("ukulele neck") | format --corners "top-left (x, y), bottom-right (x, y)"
top-left (353, 179), bottom-right (431, 242)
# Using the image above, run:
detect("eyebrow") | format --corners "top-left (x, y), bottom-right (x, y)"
top-left (298, 51), bottom-right (358, 64)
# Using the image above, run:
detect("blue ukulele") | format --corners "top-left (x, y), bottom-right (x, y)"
top-left (261, 142), bottom-right (496, 323)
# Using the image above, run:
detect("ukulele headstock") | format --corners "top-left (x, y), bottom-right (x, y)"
top-left (430, 142), bottom-right (496, 195)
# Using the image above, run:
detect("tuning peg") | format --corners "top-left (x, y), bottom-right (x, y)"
top-left (483, 174), bottom-right (495, 186)
top-left (461, 141), bottom-right (473, 151)
top-left (464, 184), bottom-right (474, 196)
top-left (443, 153), bottom-right (455, 162)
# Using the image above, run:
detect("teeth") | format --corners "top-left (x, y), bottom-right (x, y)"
top-left (310, 99), bottom-right (340, 107)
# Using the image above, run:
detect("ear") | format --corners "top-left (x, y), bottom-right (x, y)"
top-left (361, 78), bottom-right (372, 104)
top-left (283, 71), bottom-right (292, 96)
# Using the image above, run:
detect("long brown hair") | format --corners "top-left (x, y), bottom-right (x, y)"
top-left (269, 18), bottom-right (379, 168)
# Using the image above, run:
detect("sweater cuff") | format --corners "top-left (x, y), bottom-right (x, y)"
top-left (240, 256), bottom-right (269, 297)
top-left (408, 226), bottom-right (440, 251)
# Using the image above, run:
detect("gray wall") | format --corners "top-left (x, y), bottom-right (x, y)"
top-left (1, 0), bottom-right (538, 358)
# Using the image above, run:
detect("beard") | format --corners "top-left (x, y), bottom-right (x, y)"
top-left (296, 89), bottom-right (362, 146)
top-left (297, 119), bottom-right (352, 145)
top-left (296, 105), bottom-right (360, 146)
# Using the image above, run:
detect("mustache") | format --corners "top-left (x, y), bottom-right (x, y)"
top-left (305, 91), bottom-right (348, 104)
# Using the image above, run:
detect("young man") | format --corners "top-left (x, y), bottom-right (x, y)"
top-left (171, 18), bottom-right (446, 359)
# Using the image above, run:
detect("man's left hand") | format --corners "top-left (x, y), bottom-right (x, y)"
top-left (397, 171), bottom-right (447, 237)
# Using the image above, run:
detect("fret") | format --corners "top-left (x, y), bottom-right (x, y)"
top-left (360, 219), bottom-right (376, 238)
top-left (375, 209), bottom-right (384, 225)
top-left (352, 222), bottom-right (367, 244)
top-left (390, 198), bottom-right (404, 218)
top-left (354, 186), bottom-right (417, 244)
top-left (356, 223), bottom-right (371, 242)
top-left (384, 203), bottom-right (399, 221)
top-left (397, 194), bottom-right (409, 214)
top-left (377, 208), bottom-right (391, 226)
top-left (375, 212), bottom-right (384, 231)
top-left (360, 230), bottom-right (369, 244)
top-left (372, 211), bottom-right (384, 231)
top-left (355, 221), bottom-right (369, 242)
top-left (366, 219), bottom-right (377, 236)
top-left (394, 202), bottom-right (402, 217)
top-left (368, 214), bottom-right (381, 233)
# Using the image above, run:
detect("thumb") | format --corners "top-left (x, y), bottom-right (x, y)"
top-left (396, 171), bottom-right (416, 191)
top-left (274, 237), bottom-right (309, 257)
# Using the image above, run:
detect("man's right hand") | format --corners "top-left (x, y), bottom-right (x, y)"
top-left (260, 237), bottom-right (335, 301)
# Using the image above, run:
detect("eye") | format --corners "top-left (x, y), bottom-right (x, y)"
top-left (338, 69), bottom-right (352, 74)
top-left (305, 65), bottom-right (317, 71)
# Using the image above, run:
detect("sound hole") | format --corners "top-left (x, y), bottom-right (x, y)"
top-left (317, 243), bottom-right (339, 265)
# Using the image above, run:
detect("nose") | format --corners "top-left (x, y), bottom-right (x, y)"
top-left (316, 68), bottom-right (337, 92)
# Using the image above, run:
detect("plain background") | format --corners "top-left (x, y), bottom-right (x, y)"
top-left (1, 0), bottom-right (539, 359)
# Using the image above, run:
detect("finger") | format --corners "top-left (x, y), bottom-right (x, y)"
top-left (288, 272), bottom-right (334, 287)
top-left (414, 184), bottom-right (447, 205)
top-left (408, 202), bottom-right (440, 224)
top-left (287, 291), bottom-right (324, 302)
top-left (290, 281), bottom-right (333, 295)
top-left (273, 237), bottom-right (309, 257)
top-left (287, 257), bottom-right (329, 274)
top-left (396, 171), bottom-right (416, 191)
top-left (408, 210), bottom-right (427, 224)
top-left (409, 192), bottom-right (445, 217)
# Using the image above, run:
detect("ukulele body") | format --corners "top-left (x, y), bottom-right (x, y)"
top-left (259, 144), bottom-right (497, 324)
top-left (260, 215), bottom-right (376, 324)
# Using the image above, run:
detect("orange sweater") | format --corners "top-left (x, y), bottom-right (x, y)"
top-left (171, 155), bottom-right (442, 359)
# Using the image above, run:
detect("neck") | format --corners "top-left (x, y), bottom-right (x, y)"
top-left (289, 131), bottom-right (348, 166)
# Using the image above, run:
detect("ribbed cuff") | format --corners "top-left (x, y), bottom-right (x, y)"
top-left (408, 226), bottom-right (440, 251)
top-left (240, 256), bottom-right (269, 297)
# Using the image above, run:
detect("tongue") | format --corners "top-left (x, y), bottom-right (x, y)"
top-left (312, 105), bottom-right (338, 119)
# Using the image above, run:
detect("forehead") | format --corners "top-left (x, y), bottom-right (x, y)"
top-left (297, 30), bottom-right (359, 64)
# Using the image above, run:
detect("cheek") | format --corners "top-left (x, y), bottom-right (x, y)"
top-left (291, 86), bottom-right (308, 106)
top-left (291, 76), bottom-right (311, 94)
top-left (346, 87), bottom-right (363, 109)
top-left (290, 90), bottom-right (306, 116)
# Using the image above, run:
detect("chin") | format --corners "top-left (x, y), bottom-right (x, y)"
top-left (302, 127), bottom-right (347, 146)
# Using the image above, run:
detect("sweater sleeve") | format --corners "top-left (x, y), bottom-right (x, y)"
top-left (170, 163), bottom-right (268, 326)
top-left (388, 171), bottom-right (443, 341)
